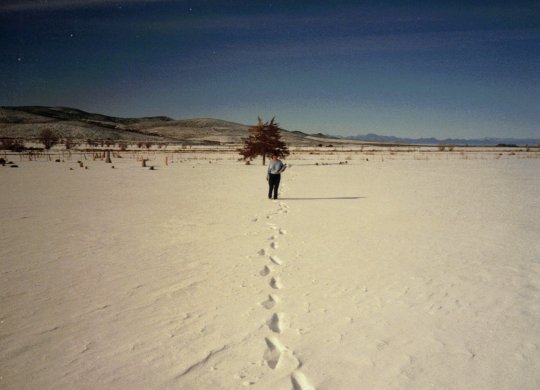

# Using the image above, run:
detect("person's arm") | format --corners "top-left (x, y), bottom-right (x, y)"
top-left (278, 161), bottom-right (287, 173)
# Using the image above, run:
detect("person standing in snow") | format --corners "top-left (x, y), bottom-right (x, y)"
top-left (267, 153), bottom-right (286, 199)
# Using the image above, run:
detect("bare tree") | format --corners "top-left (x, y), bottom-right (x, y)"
top-left (39, 129), bottom-right (59, 150)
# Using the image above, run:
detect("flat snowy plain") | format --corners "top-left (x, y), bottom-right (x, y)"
top-left (1, 149), bottom-right (539, 389)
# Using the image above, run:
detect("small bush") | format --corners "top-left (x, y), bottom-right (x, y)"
top-left (2, 138), bottom-right (14, 150)
top-left (1, 138), bottom-right (26, 152)
top-left (39, 129), bottom-right (59, 149)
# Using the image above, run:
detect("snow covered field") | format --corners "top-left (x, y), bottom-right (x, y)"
top-left (1, 150), bottom-right (539, 389)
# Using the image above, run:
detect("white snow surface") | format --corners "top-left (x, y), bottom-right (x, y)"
top-left (1, 151), bottom-right (539, 389)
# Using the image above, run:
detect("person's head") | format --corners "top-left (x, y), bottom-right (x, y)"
top-left (271, 153), bottom-right (278, 160)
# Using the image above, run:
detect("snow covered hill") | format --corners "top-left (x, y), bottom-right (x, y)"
top-left (0, 106), bottom-right (317, 145)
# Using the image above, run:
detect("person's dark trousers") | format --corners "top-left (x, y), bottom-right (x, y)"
top-left (268, 173), bottom-right (281, 199)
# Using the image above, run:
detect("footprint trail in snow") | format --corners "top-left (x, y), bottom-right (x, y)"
top-left (256, 197), bottom-right (315, 388)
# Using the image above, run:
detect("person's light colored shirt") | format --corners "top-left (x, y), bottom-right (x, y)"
top-left (267, 159), bottom-right (286, 175)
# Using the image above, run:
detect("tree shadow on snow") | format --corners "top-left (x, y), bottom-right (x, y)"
top-left (279, 197), bottom-right (364, 200)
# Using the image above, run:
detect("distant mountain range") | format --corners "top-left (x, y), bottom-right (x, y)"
top-left (344, 133), bottom-right (540, 147)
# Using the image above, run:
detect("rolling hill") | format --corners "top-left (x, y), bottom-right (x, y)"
top-left (0, 106), bottom-right (320, 145)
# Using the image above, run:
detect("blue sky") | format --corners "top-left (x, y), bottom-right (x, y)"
top-left (1, 0), bottom-right (539, 138)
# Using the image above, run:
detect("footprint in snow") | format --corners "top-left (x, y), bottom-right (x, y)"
top-left (268, 312), bottom-right (285, 333)
top-left (270, 277), bottom-right (283, 289)
top-left (261, 294), bottom-right (279, 309)
top-left (260, 265), bottom-right (272, 276)
top-left (291, 371), bottom-right (316, 390)
top-left (269, 255), bottom-right (282, 265)
top-left (263, 337), bottom-right (283, 369)
top-left (263, 338), bottom-right (301, 371)
top-left (270, 276), bottom-right (283, 290)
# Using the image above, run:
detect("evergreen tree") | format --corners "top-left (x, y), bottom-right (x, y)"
top-left (240, 117), bottom-right (290, 165)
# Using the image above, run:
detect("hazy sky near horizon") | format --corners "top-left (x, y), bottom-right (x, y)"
top-left (1, 0), bottom-right (539, 138)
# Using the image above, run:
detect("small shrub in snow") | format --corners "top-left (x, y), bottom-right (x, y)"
top-left (39, 129), bottom-right (59, 150)
top-left (1, 138), bottom-right (26, 152)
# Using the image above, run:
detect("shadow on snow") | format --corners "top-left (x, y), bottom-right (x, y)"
top-left (278, 197), bottom-right (364, 200)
